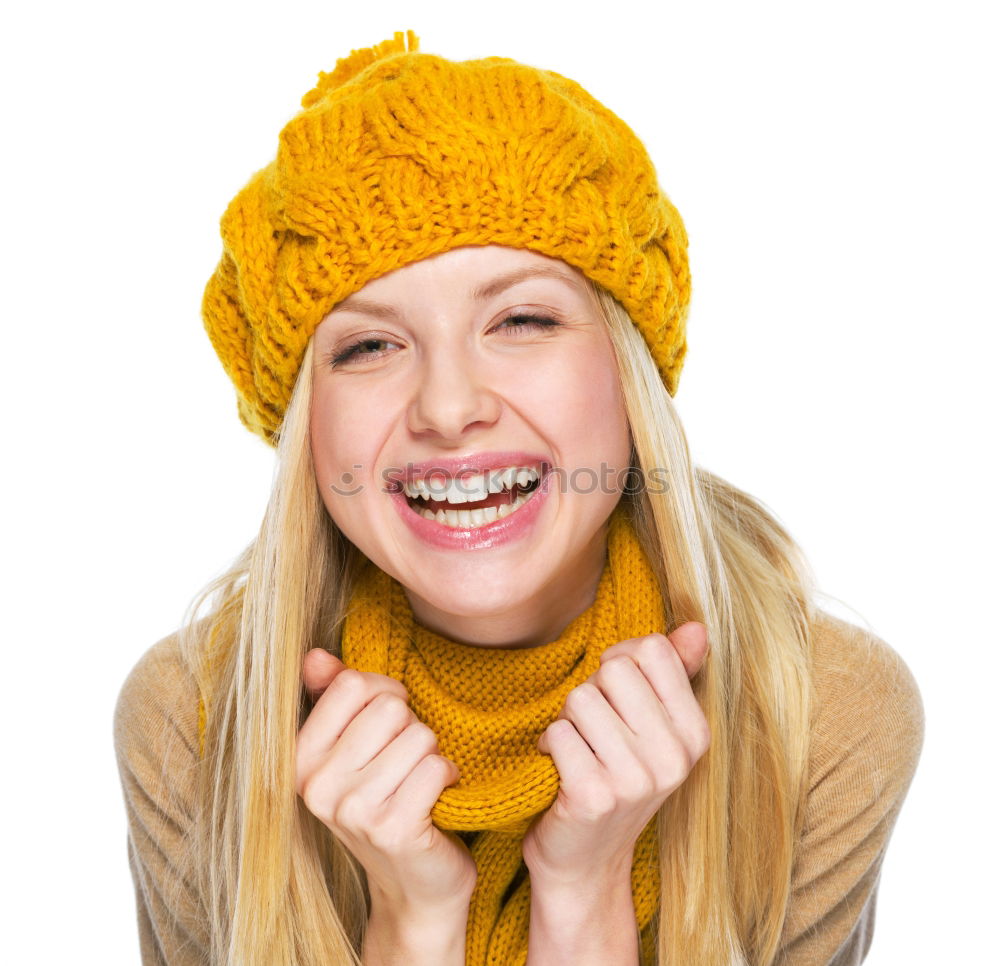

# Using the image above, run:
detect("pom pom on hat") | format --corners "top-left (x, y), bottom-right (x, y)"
top-left (301, 30), bottom-right (420, 108)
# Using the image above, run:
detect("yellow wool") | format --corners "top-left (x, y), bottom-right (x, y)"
top-left (196, 505), bottom-right (668, 962)
top-left (201, 31), bottom-right (691, 447)
top-left (339, 504), bottom-right (665, 965)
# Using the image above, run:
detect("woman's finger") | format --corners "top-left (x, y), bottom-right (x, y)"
top-left (604, 636), bottom-right (704, 722)
top-left (590, 653), bottom-right (673, 737)
top-left (356, 720), bottom-right (443, 803)
top-left (538, 718), bottom-right (603, 791)
top-left (595, 637), bottom-right (710, 762)
top-left (667, 622), bottom-right (710, 677)
top-left (600, 622), bottom-right (709, 679)
top-left (386, 752), bottom-right (460, 822)
top-left (302, 648), bottom-right (344, 697)
top-left (323, 692), bottom-right (415, 774)
top-left (557, 682), bottom-right (637, 772)
top-left (297, 665), bottom-right (409, 762)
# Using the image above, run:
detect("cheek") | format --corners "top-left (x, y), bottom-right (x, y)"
top-left (310, 381), bottom-right (383, 489)
top-left (542, 345), bottom-right (629, 459)
top-left (310, 385), bottom-right (394, 543)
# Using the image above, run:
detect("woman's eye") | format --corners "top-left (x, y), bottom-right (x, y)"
top-left (327, 316), bottom-right (559, 368)
top-left (496, 314), bottom-right (561, 334)
top-left (328, 338), bottom-right (395, 366)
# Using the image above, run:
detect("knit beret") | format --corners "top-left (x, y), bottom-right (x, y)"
top-left (202, 31), bottom-right (691, 446)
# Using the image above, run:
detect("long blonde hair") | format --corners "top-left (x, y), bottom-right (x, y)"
top-left (180, 279), bottom-right (816, 965)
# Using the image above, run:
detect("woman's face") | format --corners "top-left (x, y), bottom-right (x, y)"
top-left (309, 245), bottom-right (632, 647)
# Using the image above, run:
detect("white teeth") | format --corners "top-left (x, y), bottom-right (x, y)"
top-left (486, 470), bottom-right (507, 495)
top-left (417, 492), bottom-right (529, 528)
top-left (452, 476), bottom-right (488, 503)
top-left (404, 462), bottom-right (542, 530)
top-left (402, 465), bottom-right (540, 504)
top-left (425, 479), bottom-right (449, 502)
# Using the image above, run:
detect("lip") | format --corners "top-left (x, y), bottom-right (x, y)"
top-left (383, 451), bottom-right (552, 487)
top-left (388, 455), bottom-right (554, 551)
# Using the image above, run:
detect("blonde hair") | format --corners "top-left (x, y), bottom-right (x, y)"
top-left (180, 280), bottom-right (816, 965)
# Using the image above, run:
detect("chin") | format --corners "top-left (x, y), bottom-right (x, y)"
top-left (405, 569), bottom-right (540, 617)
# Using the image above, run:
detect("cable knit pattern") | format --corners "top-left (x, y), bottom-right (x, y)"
top-left (201, 31), bottom-right (691, 446)
top-left (339, 504), bottom-right (663, 965)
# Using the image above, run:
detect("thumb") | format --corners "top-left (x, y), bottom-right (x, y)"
top-left (537, 728), bottom-right (550, 756)
top-left (667, 621), bottom-right (710, 678)
top-left (302, 648), bottom-right (346, 698)
top-left (442, 756), bottom-right (461, 788)
top-left (536, 717), bottom-right (568, 756)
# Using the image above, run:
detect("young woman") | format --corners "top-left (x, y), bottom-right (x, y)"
top-left (114, 32), bottom-right (924, 966)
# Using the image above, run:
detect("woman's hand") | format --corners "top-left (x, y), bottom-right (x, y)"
top-left (522, 623), bottom-right (711, 888)
top-left (295, 649), bottom-right (476, 958)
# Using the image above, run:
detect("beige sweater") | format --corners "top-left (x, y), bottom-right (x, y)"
top-left (113, 610), bottom-right (924, 965)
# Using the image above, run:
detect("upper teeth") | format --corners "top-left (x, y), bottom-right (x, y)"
top-left (402, 466), bottom-right (540, 504)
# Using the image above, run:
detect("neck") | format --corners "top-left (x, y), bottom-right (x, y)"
top-left (404, 522), bottom-right (610, 650)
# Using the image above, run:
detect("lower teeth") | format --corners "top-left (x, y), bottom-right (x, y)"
top-left (416, 492), bottom-right (530, 528)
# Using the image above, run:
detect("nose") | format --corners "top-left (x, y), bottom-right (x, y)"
top-left (406, 346), bottom-right (502, 441)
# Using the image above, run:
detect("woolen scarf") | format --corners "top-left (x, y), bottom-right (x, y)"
top-left (340, 504), bottom-right (666, 964)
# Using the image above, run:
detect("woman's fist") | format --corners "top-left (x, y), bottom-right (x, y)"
top-left (295, 649), bottom-right (476, 913)
top-left (523, 623), bottom-right (711, 886)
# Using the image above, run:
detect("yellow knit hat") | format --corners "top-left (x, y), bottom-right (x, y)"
top-left (202, 31), bottom-right (692, 446)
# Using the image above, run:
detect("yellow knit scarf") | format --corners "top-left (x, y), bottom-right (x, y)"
top-left (340, 505), bottom-right (665, 965)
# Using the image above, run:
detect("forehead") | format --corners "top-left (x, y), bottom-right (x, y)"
top-left (329, 245), bottom-right (589, 313)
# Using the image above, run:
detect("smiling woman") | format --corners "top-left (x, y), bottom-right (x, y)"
top-left (113, 30), bottom-right (924, 966)
top-left (311, 247), bottom-right (631, 637)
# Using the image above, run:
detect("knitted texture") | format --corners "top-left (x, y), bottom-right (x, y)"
top-left (202, 31), bottom-right (692, 446)
top-left (339, 504), bottom-right (666, 965)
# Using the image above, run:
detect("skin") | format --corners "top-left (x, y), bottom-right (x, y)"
top-left (296, 245), bottom-right (711, 965)
top-left (307, 244), bottom-right (631, 649)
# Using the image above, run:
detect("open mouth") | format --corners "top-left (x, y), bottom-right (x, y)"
top-left (402, 466), bottom-right (544, 529)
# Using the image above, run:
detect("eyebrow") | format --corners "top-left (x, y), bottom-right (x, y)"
top-left (328, 266), bottom-right (580, 320)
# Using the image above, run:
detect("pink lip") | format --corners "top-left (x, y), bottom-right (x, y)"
top-left (387, 453), bottom-right (554, 551)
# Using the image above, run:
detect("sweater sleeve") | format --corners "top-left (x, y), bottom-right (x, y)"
top-left (113, 630), bottom-right (211, 966)
top-left (773, 611), bottom-right (925, 966)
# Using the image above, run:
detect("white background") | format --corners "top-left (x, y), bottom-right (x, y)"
top-left (3, 1), bottom-right (996, 962)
